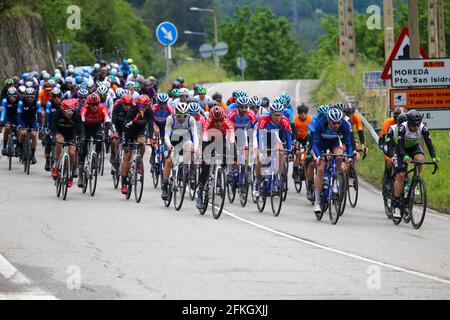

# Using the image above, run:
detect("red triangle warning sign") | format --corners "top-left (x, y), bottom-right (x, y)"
top-left (381, 27), bottom-right (428, 80)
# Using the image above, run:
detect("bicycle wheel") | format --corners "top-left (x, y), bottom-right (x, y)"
top-left (347, 164), bottom-right (358, 208)
top-left (134, 156), bottom-right (144, 203)
top-left (174, 164), bottom-right (187, 211)
top-left (226, 173), bottom-right (236, 204)
top-left (281, 160), bottom-right (288, 201)
top-left (256, 181), bottom-right (267, 213)
top-left (100, 142), bottom-right (105, 176)
top-left (7, 134), bottom-right (14, 171)
top-left (212, 166), bottom-right (226, 219)
top-left (239, 166), bottom-right (249, 207)
top-left (126, 170), bottom-right (133, 200)
top-left (89, 153), bottom-right (98, 197)
top-left (188, 165), bottom-right (197, 201)
top-left (56, 161), bottom-right (62, 198)
top-left (112, 164), bottom-right (120, 189)
top-left (61, 154), bottom-right (70, 201)
top-left (329, 174), bottom-right (341, 225)
top-left (251, 165), bottom-right (257, 203)
top-left (152, 158), bottom-right (160, 188)
top-left (271, 173), bottom-right (283, 217)
top-left (337, 169), bottom-right (347, 216)
top-left (382, 169), bottom-right (393, 219)
top-left (23, 136), bottom-right (31, 175)
top-left (409, 176), bottom-right (427, 229)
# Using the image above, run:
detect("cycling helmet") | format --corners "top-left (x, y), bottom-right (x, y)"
top-left (121, 93), bottom-right (134, 105)
top-left (334, 103), bottom-right (346, 112)
top-left (137, 94), bottom-right (151, 106)
top-left (212, 92), bottom-right (222, 101)
top-left (52, 87), bottom-right (62, 97)
top-left (249, 95), bottom-right (261, 107)
top-left (232, 90), bottom-right (240, 98)
top-left (327, 108), bottom-right (343, 122)
top-left (133, 82), bottom-right (140, 90)
top-left (261, 97), bottom-right (270, 108)
top-left (25, 81), bottom-right (34, 88)
top-left (209, 105), bottom-right (225, 120)
top-left (236, 96), bottom-right (250, 108)
top-left (7, 87), bottom-right (18, 96)
top-left (85, 79), bottom-right (94, 88)
top-left (143, 79), bottom-right (151, 86)
top-left (280, 92), bottom-right (291, 104)
top-left (397, 112), bottom-right (408, 125)
top-left (177, 76), bottom-right (185, 84)
top-left (18, 86), bottom-right (26, 94)
top-left (65, 76), bottom-right (73, 84)
top-left (180, 88), bottom-right (190, 96)
top-left (175, 102), bottom-right (190, 115)
top-left (209, 101), bottom-right (219, 108)
top-left (269, 102), bottom-right (284, 113)
top-left (110, 68), bottom-right (118, 76)
top-left (197, 86), bottom-right (207, 94)
top-left (61, 99), bottom-right (78, 111)
top-left (188, 101), bottom-right (201, 115)
top-left (77, 87), bottom-right (89, 98)
top-left (344, 103), bottom-right (356, 115)
top-left (115, 87), bottom-right (125, 99)
top-left (406, 109), bottom-right (423, 124)
top-left (157, 92), bottom-right (169, 104)
top-left (273, 97), bottom-right (284, 105)
top-left (4, 78), bottom-right (14, 86)
top-left (172, 80), bottom-right (181, 89)
top-left (317, 105), bottom-right (329, 117)
top-left (171, 88), bottom-right (181, 98)
top-left (97, 84), bottom-right (108, 95)
top-left (25, 87), bottom-right (35, 96)
top-left (193, 84), bottom-right (201, 93)
top-left (297, 103), bottom-right (309, 113)
top-left (392, 107), bottom-right (403, 121)
top-left (87, 93), bottom-right (101, 105)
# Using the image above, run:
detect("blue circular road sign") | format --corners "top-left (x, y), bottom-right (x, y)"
top-left (156, 21), bottom-right (178, 46)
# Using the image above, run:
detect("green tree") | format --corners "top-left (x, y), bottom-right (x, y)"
top-left (67, 41), bottom-right (96, 65)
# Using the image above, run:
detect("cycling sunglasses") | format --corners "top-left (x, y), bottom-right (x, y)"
top-left (90, 103), bottom-right (100, 107)
top-left (64, 108), bottom-right (76, 114)
top-left (331, 121), bottom-right (342, 126)
top-left (271, 113), bottom-right (282, 117)
top-left (176, 113), bottom-right (189, 119)
top-left (26, 95), bottom-right (35, 99)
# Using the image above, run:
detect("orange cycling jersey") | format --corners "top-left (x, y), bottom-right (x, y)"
top-left (293, 114), bottom-right (312, 140)
top-left (380, 117), bottom-right (395, 137)
top-left (349, 113), bottom-right (364, 131)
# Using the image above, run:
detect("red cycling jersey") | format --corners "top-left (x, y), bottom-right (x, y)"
top-left (202, 118), bottom-right (235, 142)
top-left (80, 104), bottom-right (110, 127)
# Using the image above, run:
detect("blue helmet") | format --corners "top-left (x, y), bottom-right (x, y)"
top-left (280, 92), bottom-right (290, 104)
top-left (236, 96), bottom-right (250, 107)
top-left (157, 92), bottom-right (169, 104)
top-left (273, 96), bottom-right (284, 105)
top-left (77, 87), bottom-right (89, 98)
top-left (327, 108), bottom-right (343, 122)
top-left (333, 103), bottom-right (346, 112)
top-left (188, 101), bottom-right (201, 115)
top-left (269, 102), bottom-right (284, 113)
top-left (317, 105), bottom-right (329, 117)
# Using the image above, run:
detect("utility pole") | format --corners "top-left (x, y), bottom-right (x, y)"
top-left (293, 0), bottom-right (298, 32)
top-left (346, 0), bottom-right (356, 73)
top-left (338, 0), bottom-right (347, 61)
top-left (437, 0), bottom-right (446, 57)
top-left (428, 0), bottom-right (438, 57)
top-left (383, 0), bottom-right (395, 64)
top-left (408, 0), bottom-right (421, 58)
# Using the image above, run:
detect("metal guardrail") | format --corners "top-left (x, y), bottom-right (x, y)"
top-left (336, 87), bottom-right (380, 144)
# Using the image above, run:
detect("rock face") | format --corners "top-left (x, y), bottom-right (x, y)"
top-left (0, 13), bottom-right (55, 80)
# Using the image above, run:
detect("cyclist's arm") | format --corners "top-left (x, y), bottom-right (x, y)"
top-left (1, 99), bottom-right (6, 123)
top-left (396, 124), bottom-right (407, 160)
top-left (189, 117), bottom-right (199, 150)
top-left (17, 101), bottom-right (24, 127)
top-left (422, 124), bottom-right (437, 158)
top-left (50, 111), bottom-right (58, 136)
top-left (342, 122), bottom-right (353, 155)
top-left (282, 119), bottom-right (293, 152)
top-left (384, 127), bottom-right (395, 158)
top-left (355, 114), bottom-right (365, 145)
top-left (36, 101), bottom-right (43, 128)
top-left (164, 116), bottom-right (173, 147)
top-left (146, 108), bottom-right (154, 139)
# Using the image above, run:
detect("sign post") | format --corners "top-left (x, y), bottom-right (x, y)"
top-left (156, 21), bottom-right (178, 89)
top-left (236, 57), bottom-right (247, 80)
top-left (391, 58), bottom-right (450, 88)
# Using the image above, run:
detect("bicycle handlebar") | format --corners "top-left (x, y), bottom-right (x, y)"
top-left (410, 160), bottom-right (439, 175)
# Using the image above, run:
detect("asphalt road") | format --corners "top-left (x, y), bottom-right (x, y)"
top-left (0, 79), bottom-right (449, 300)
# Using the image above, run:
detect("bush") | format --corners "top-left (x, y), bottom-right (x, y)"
top-left (67, 41), bottom-right (96, 66)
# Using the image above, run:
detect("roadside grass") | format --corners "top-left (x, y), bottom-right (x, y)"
top-left (160, 60), bottom-right (233, 92)
top-left (312, 57), bottom-right (450, 213)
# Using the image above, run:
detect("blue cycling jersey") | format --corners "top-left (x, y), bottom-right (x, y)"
top-left (18, 99), bottom-right (43, 127)
top-left (312, 116), bottom-right (353, 156)
top-left (1, 98), bottom-right (21, 123)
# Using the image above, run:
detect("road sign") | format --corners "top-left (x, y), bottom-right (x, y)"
top-left (364, 71), bottom-right (387, 89)
top-left (214, 42), bottom-right (229, 56)
top-left (390, 88), bottom-right (450, 109)
top-left (156, 21), bottom-right (178, 46)
top-left (237, 57), bottom-right (247, 71)
top-left (381, 27), bottom-right (428, 80)
top-left (420, 109), bottom-right (450, 130)
top-left (392, 58), bottom-right (450, 88)
top-left (199, 44), bottom-right (214, 58)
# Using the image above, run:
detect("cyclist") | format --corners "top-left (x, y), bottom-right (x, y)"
top-left (253, 102), bottom-right (293, 197)
top-left (292, 103), bottom-right (312, 184)
top-left (161, 102), bottom-right (199, 200)
top-left (168, 81), bottom-right (181, 98)
top-left (150, 92), bottom-right (174, 169)
top-left (169, 88), bottom-right (181, 107)
top-left (76, 87), bottom-right (89, 110)
top-left (343, 102), bottom-right (367, 158)
top-left (227, 96), bottom-right (250, 116)
top-left (38, 83), bottom-right (54, 107)
top-left (188, 101), bottom-right (206, 150)
top-left (120, 95), bottom-right (154, 194)
top-left (226, 90), bottom-right (245, 107)
top-left (78, 93), bottom-right (111, 187)
top-left (139, 79), bottom-right (156, 102)
top-left (1, 78), bottom-right (15, 101)
top-left (196, 106), bottom-right (235, 209)
top-left (97, 83), bottom-right (114, 114)
top-left (1, 87), bottom-right (22, 156)
top-left (379, 107), bottom-right (403, 152)
top-left (110, 93), bottom-right (134, 171)
top-left (17, 87), bottom-right (43, 164)
top-left (212, 92), bottom-right (227, 112)
top-left (50, 99), bottom-right (82, 188)
top-left (172, 88), bottom-right (190, 105)
top-left (312, 108), bottom-right (353, 214)
top-left (392, 110), bottom-right (440, 218)
top-left (194, 86), bottom-right (212, 111)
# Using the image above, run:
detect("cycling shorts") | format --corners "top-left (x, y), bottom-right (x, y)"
top-left (2, 114), bottom-right (18, 126)
top-left (19, 118), bottom-right (38, 131)
top-left (393, 144), bottom-right (424, 172)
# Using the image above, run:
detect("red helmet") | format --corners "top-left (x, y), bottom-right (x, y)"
top-left (87, 93), bottom-right (100, 105)
top-left (209, 106), bottom-right (225, 120)
top-left (137, 94), bottom-right (151, 106)
top-left (121, 93), bottom-right (134, 105)
top-left (61, 99), bottom-right (78, 111)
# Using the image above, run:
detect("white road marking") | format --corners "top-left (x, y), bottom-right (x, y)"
top-left (219, 208), bottom-right (450, 285)
top-left (0, 253), bottom-right (58, 299)
top-left (295, 80), bottom-right (302, 106)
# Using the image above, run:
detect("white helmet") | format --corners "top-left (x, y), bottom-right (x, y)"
top-left (97, 83), bottom-right (108, 95)
top-left (175, 102), bottom-right (190, 115)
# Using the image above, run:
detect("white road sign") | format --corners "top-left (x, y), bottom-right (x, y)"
top-left (392, 58), bottom-right (450, 88)
top-left (420, 109), bottom-right (450, 130)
